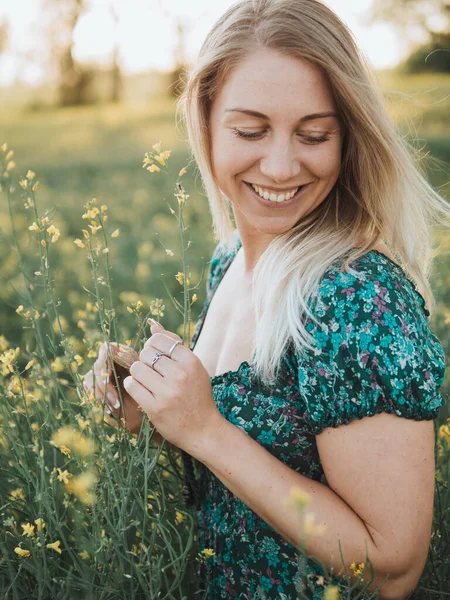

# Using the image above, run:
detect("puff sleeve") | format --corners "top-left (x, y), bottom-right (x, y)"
top-left (294, 255), bottom-right (447, 436)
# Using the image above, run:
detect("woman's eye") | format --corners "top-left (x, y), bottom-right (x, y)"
top-left (231, 128), bottom-right (329, 144)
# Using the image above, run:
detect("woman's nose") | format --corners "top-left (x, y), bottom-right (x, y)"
top-left (259, 140), bottom-right (301, 184)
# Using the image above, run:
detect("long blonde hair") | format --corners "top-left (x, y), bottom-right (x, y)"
top-left (177, 0), bottom-right (450, 386)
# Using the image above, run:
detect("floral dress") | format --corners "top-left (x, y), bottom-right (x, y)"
top-left (189, 230), bottom-right (447, 600)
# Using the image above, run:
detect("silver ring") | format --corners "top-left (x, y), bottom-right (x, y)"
top-left (150, 351), bottom-right (164, 370)
top-left (167, 340), bottom-right (181, 358)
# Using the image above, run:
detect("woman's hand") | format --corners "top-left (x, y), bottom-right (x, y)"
top-left (123, 320), bottom-right (225, 458)
top-left (82, 342), bottom-right (164, 443)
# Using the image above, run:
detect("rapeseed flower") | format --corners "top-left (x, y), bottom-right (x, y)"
top-left (286, 486), bottom-right (310, 508)
top-left (65, 471), bottom-right (98, 504)
top-left (9, 488), bottom-right (25, 501)
top-left (175, 511), bottom-right (186, 525)
top-left (57, 468), bottom-right (72, 484)
top-left (46, 225), bottom-right (60, 243)
top-left (51, 425), bottom-right (96, 457)
top-left (47, 540), bottom-right (62, 554)
top-left (35, 518), bottom-right (46, 531)
top-left (304, 512), bottom-right (327, 536)
top-left (21, 522), bottom-right (35, 537)
top-left (323, 586), bottom-right (340, 600)
top-left (14, 546), bottom-right (31, 558)
top-left (111, 229), bottom-right (119, 237)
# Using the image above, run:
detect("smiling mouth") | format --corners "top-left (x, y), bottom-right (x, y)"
top-left (244, 181), bottom-right (310, 203)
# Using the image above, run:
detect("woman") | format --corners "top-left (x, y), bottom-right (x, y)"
top-left (83, 0), bottom-right (450, 597)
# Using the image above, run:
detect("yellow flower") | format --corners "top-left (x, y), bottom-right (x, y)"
top-left (7, 161), bottom-right (16, 171)
top-left (82, 208), bottom-right (100, 220)
top-left (304, 511), bottom-right (327, 536)
top-left (25, 359), bottom-right (35, 370)
top-left (35, 518), bottom-right (46, 531)
top-left (46, 225), bottom-right (60, 243)
top-left (178, 167), bottom-right (187, 177)
top-left (51, 356), bottom-right (65, 373)
top-left (16, 305), bottom-right (24, 314)
top-left (101, 204), bottom-right (108, 213)
top-left (79, 550), bottom-right (90, 560)
top-left (175, 511), bottom-right (186, 525)
top-left (111, 229), bottom-right (120, 238)
top-left (175, 272), bottom-right (184, 285)
top-left (88, 223), bottom-right (102, 234)
top-left (0, 142), bottom-right (7, 152)
top-left (6, 150), bottom-right (14, 160)
top-left (32, 181), bottom-right (39, 192)
top-left (26, 170), bottom-right (35, 180)
top-left (286, 486), bottom-right (310, 508)
top-left (192, 294), bottom-right (197, 303)
top-left (14, 546), bottom-right (31, 558)
top-left (82, 229), bottom-right (90, 239)
top-left (147, 164), bottom-right (161, 173)
top-left (439, 424), bottom-right (450, 447)
top-left (57, 468), bottom-right (72, 484)
top-left (46, 540), bottom-right (62, 554)
top-left (51, 426), bottom-right (96, 457)
top-left (152, 141), bottom-right (162, 152)
top-left (41, 240), bottom-right (46, 247)
top-left (60, 445), bottom-right (71, 458)
top-left (29, 222), bottom-right (42, 233)
top-left (74, 239), bottom-right (85, 248)
top-left (201, 548), bottom-right (215, 560)
top-left (323, 586), bottom-right (340, 600)
top-left (19, 179), bottom-right (28, 190)
top-left (9, 488), bottom-right (25, 501)
top-left (65, 471), bottom-right (97, 504)
top-left (21, 522), bottom-right (35, 537)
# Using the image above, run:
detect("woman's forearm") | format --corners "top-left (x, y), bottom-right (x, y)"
top-left (191, 416), bottom-right (411, 599)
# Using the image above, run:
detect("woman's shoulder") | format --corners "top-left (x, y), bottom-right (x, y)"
top-left (314, 245), bottom-right (430, 321)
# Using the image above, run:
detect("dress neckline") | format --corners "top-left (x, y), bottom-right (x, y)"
top-left (190, 234), bottom-right (429, 385)
top-left (190, 234), bottom-right (250, 385)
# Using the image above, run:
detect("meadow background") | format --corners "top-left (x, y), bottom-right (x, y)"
top-left (1, 0), bottom-right (450, 597)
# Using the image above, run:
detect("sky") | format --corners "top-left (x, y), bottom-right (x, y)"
top-left (0, 0), bottom-right (409, 87)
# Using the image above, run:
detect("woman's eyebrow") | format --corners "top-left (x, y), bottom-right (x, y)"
top-left (224, 108), bottom-right (338, 123)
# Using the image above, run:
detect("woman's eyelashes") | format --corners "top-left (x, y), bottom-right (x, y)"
top-left (231, 128), bottom-right (330, 144)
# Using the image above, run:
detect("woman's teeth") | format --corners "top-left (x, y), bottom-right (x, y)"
top-left (250, 183), bottom-right (300, 202)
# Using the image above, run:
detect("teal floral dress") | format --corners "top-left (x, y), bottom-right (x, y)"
top-left (189, 230), bottom-right (447, 599)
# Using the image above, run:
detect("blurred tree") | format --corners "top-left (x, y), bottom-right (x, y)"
top-left (369, 0), bottom-right (450, 72)
top-left (44, 0), bottom-right (95, 106)
top-left (109, 0), bottom-right (123, 104)
top-left (369, 0), bottom-right (450, 39)
top-left (0, 19), bottom-right (8, 55)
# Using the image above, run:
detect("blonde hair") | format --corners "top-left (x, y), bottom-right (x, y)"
top-left (177, 0), bottom-right (450, 386)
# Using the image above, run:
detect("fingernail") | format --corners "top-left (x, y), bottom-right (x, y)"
top-left (107, 391), bottom-right (120, 409)
top-left (105, 405), bottom-right (112, 415)
top-left (103, 375), bottom-right (109, 385)
top-left (147, 318), bottom-right (159, 326)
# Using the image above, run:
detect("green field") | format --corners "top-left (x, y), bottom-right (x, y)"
top-left (1, 70), bottom-right (449, 598)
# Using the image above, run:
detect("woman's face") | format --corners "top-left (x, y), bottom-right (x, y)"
top-left (209, 48), bottom-right (343, 239)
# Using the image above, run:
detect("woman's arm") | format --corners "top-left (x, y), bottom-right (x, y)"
top-left (193, 412), bottom-right (433, 600)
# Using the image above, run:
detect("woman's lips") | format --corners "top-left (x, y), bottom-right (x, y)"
top-left (244, 181), bottom-right (310, 208)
